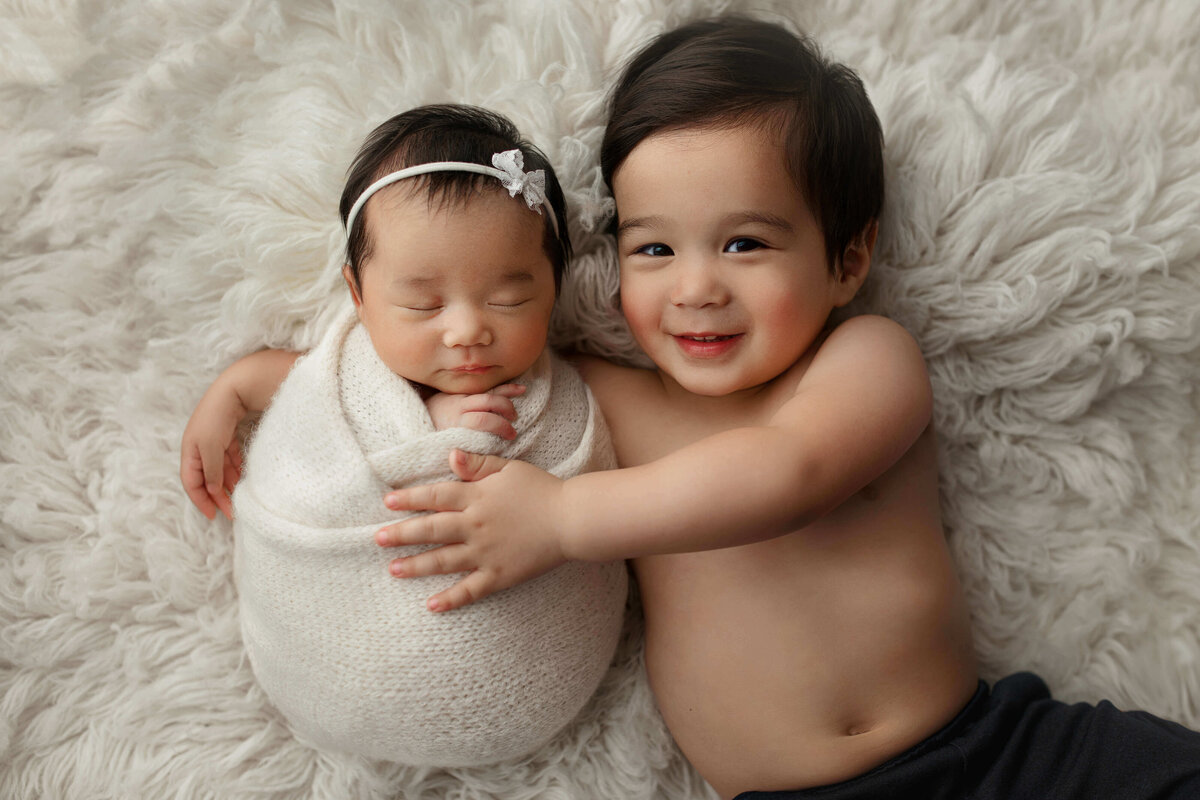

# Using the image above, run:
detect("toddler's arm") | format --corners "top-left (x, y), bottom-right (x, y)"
top-left (180, 349), bottom-right (300, 519)
top-left (561, 319), bottom-right (930, 560)
top-left (378, 316), bottom-right (933, 611)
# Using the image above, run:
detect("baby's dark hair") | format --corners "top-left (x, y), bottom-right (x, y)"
top-left (601, 16), bottom-right (884, 273)
top-left (340, 104), bottom-right (571, 291)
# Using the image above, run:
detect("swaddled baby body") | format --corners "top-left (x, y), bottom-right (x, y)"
top-left (234, 313), bottom-right (626, 765)
top-left (180, 106), bottom-right (627, 765)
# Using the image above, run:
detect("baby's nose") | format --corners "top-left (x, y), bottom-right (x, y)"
top-left (442, 307), bottom-right (492, 347)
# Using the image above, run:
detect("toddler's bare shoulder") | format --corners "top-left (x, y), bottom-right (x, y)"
top-left (794, 314), bottom-right (932, 424)
top-left (568, 355), bottom-right (662, 416)
top-left (570, 355), bottom-right (654, 390)
top-left (815, 314), bottom-right (928, 373)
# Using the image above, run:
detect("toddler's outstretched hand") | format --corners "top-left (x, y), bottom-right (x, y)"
top-left (424, 384), bottom-right (525, 440)
top-left (376, 450), bottom-right (568, 612)
top-left (180, 381), bottom-right (245, 520)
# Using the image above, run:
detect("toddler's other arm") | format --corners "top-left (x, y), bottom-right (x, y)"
top-left (180, 349), bottom-right (300, 519)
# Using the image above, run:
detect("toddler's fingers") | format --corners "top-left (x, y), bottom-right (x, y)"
top-left (448, 449), bottom-right (509, 483)
top-left (376, 509), bottom-right (462, 547)
top-left (426, 570), bottom-right (494, 613)
top-left (388, 543), bottom-right (473, 579)
top-left (383, 481), bottom-right (469, 514)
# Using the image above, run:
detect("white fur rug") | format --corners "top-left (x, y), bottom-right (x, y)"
top-left (3, 1), bottom-right (1199, 798)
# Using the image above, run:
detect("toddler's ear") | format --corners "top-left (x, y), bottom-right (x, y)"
top-left (342, 264), bottom-right (363, 311)
top-left (833, 221), bottom-right (877, 307)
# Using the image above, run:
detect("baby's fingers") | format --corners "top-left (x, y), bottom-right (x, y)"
top-left (196, 441), bottom-right (227, 500)
top-left (459, 411), bottom-right (516, 440)
top-left (460, 392), bottom-right (520, 421)
top-left (489, 383), bottom-right (526, 399)
top-left (227, 438), bottom-right (243, 471)
top-left (181, 446), bottom-right (217, 520)
top-left (223, 448), bottom-right (239, 491)
top-left (210, 484), bottom-right (234, 521)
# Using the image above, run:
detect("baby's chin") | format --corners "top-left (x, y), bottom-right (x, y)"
top-left (423, 369), bottom-right (521, 396)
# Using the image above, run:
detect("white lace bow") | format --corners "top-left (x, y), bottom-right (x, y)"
top-left (491, 149), bottom-right (547, 216)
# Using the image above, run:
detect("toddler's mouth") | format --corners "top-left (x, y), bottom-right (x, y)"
top-left (673, 332), bottom-right (743, 358)
top-left (679, 334), bottom-right (737, 342)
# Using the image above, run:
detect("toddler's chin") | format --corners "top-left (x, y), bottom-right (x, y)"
top-left (666, 364), bottom-right (780, 398)
top-left (668, 371), bottom-right (740, 398)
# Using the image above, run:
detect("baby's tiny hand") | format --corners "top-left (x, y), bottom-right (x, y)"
top-left (425, 384), bottom-right (525, 440)
top-left (180, 383), bottom-right (245, 521)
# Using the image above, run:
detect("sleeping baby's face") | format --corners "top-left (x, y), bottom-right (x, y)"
top-left (343, 185), bottom-right (557, 395)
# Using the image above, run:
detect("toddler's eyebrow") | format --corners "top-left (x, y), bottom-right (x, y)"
top-left (616, 214), bottom-right (667, 239)
top-left (617, 211), bottom-right (795, 239)
top-left (723, 211), bottom-right (795, 233)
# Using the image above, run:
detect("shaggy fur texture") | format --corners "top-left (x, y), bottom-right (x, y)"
top-left (2, 1), bottom-right (1198, 798)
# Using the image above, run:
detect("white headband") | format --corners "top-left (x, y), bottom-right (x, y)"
top-left (344, 149), bottom-right (559, 240)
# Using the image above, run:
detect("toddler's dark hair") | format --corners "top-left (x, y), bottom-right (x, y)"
top-left (601, 16), bottom-right (884, 273)
top-left (340, 104), bottom-right (571, 291)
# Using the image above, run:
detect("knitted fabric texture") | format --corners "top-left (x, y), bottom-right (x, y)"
top-left (232, 309), bottom-right (627, 766)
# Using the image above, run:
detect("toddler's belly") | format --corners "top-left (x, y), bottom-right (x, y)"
top-left (636, 527), bottom-right (976, 797)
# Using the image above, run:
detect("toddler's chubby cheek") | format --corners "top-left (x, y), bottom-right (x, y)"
top-left (617, 294), bottom-right (659, 344)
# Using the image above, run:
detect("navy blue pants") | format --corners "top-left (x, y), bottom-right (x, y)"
top-left (734, 673), bottom-right (1200, 800)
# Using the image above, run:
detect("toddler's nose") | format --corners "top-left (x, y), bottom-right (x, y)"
top-left (671, 259), bottom-right (730, 308)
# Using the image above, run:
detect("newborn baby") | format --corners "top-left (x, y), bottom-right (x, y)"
top-left (235, 311), bottom-right (625, 766)
top-left (183, 105), bottom-right (626, 765)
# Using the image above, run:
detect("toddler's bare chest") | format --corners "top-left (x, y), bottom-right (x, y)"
top-left (609, 397), bottom-right (774, 468)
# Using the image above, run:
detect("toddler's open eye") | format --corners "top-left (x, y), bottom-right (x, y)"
top-left (633, 243), bottom-right (673, 257)
top-left (724, 238), bottom-right (763, 253)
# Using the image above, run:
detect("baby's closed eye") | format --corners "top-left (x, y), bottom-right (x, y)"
top-left (488, 297), bottom-right (531, 308)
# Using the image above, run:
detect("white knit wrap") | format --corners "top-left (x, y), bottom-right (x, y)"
top-left (232, 309), bottom-right (627, 766)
